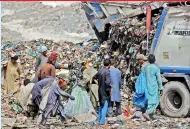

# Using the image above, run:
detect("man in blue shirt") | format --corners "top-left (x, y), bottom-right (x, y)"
top-left (109, 59), bottom-right (122, 116)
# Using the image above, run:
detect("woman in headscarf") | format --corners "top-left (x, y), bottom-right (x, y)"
top-left (4, 53), bottom-right (22, 97)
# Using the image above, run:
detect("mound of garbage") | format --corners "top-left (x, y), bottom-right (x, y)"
top-left (1, 7), bottom-right (163, 128)
top-left (1, 38), bottom-right (100, 128)
top-left (2, 2), bottom-right (190, 128)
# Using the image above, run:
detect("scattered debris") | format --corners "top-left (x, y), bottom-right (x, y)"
top-left (2, 2), bottom-right (190, 129)
top-left (2, 118), bottom-right (16, 128)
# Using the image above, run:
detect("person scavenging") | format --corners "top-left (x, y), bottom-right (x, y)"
top-left (93, 59), bottom-right (111, 125)
top-left (36, 74), bottom-right (75, 125)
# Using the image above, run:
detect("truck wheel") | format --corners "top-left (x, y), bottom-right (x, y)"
top-left (160, 81), bottom-right (190, 117)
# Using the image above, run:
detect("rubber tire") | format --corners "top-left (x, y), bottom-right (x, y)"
top-left (160, 81), bottom-right (190, 117)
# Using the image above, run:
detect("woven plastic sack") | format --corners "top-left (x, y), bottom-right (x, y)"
top-left (18, 83), bottom-right (35, 111)
top-left (64, 85), bottom-right (95, 118)
top-left (133, 69), bottom-right (148, 109)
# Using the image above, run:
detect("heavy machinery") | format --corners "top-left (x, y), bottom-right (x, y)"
top-left (82, 2), bottom-right (190, 117)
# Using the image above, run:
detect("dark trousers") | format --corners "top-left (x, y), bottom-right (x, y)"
top-left (110, 101), bottom-right (122, 116)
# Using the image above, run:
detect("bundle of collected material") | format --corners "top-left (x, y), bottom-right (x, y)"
top-left (64, 84), bottom-right (96, 118)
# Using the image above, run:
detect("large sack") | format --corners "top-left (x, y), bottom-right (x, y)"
top-left (64, 86), bottom-right (96, 118)
top-left (133, 70), bottom-right (148, 109)
top-left (90, 84), bottom-right (99, 102)
top-left (18, 83), bottom-right (35, 111)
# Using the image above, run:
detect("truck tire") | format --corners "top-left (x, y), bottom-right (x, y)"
top-left (160, 81), bottom-right (190, 117)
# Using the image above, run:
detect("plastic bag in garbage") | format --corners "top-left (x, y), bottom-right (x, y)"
top-left (64, 85), bottom-right (95, 118)
top-left (27, 49), bottom-right (37, 57)
top-left (12, 104), bottom-right (22, 112)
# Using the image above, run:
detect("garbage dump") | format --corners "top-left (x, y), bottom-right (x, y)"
top-left (2, 2), bottom-right (190, 129)
top-left (107, 10), bottom-right (162, 93)
top-left (1, 38), bottom-right (101, 128)
top-left (2, 38), bottom-right (190, 129)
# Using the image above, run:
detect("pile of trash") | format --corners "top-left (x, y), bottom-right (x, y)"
top-left (2, 33), bottom-right (190, 129)
top-left (102, 9), bottom-right (163, 93)
top-left (1, 8), bottom-right (164, 127)
top-left (1, 38), bottom-right (101, 128)
top-left (1, 93), bottom-right (37, 128)
top-left (2, 93), bottom-right (23, 118)
top-left (1, 39), bottom-right (96, 81)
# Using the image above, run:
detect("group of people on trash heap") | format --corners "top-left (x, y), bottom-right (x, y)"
top-left (3, 42), bottom-right (163, 125)
top-left (3, 45), bottom-right (75, 125)
top-left (89, 54), bottom-right (162, 124)
top-left (30, 46), bottom-right (75, 125)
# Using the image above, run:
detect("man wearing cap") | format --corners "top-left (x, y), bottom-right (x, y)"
top-left (36, 51), bottom-right (71, 81)
top-left (37, 52), bottom-right (57, 81)
top-left (4, 53), bottom-right (23, 97)
top-left (35, 45), bottom-right (48, 72)
top-left (32, 45), bottom-right (48, 83)
top-left (133, 54), bottom-right (149, 118)
top-left (37, 74), bottom-right (75, 125)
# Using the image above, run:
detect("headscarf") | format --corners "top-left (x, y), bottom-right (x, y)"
top-left (50, 51), bottom-right (57, 59)
top-left (47, 51), bottom-right (57, 63)
top-left (56, 74), bottom-right (69, 89)
top-left (56, 74), bottom-right (69, 83)
top-left (10, 53), bottom-right (19, 60)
